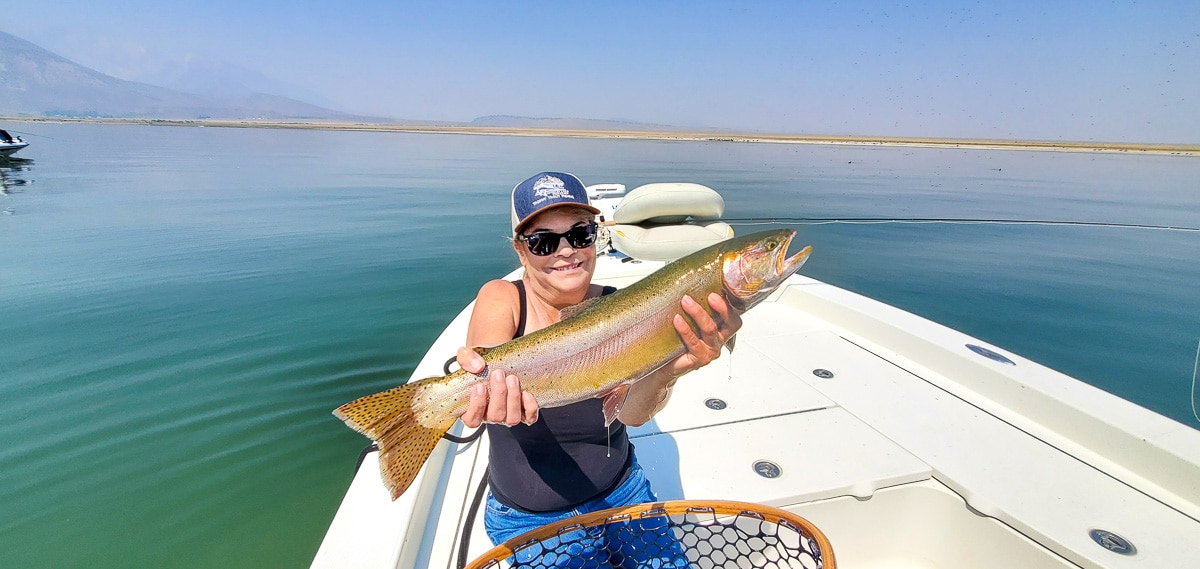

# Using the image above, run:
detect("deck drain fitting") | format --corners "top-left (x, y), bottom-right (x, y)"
top-left (753, 460), bottom-right (782, 479)
top-left (812, 369), bottom-right (834, 379)
top-left (1089, 529), bottom-right (1136, 556)
top-left (704, 398), bottom-right (727, 410)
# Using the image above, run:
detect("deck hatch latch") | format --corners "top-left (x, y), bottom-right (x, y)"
top-left (1089, 529), bottom-right (1136, 556)
top-left (753, 460), bottom-right (782, 479)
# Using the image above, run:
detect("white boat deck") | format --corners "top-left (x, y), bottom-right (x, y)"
top-left (312, 255), bottom-right (1200, 569)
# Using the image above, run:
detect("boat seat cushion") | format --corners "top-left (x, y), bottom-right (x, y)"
top-left (613, 183), bottom-right (725, 224)
top-left (609, 222), bottom-right (734, 261)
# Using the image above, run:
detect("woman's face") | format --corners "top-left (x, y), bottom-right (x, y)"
top-left (515, 207), bottom-right (597, 296)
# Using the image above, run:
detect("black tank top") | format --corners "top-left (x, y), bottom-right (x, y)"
top-left (486, 281), bottom-right (632, 513)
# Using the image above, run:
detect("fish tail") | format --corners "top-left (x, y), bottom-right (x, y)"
top-left (333, 379), bottom-right (457, 500)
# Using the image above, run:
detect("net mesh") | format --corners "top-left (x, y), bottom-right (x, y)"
top-left (466, 500), bottom-right (833, 569)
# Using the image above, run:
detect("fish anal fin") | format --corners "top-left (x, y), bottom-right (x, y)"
top-left (559, 296), bottom-right (602, 321)
top-left (377, 418), bottom-right (452, 500)
top-left (599, 384), bottom-right (631, 426)
top-left (333, 380), bottom-right (457, 500)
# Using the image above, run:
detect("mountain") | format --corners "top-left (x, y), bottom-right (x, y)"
top-left (0, 30), bottom-right (372, 121)
top-left (129, 54), bottom-right (346, 111)
top-left (0, 31), bottom-right (716, 131)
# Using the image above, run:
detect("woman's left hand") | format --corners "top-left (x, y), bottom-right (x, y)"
top-left (613, 292), bottom-right (742, 426)
top-left (665, 292), bottom-right (742, 376)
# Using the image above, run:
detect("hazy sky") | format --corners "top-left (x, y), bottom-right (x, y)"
top-left (6, 1), bottom-right (1198, 142)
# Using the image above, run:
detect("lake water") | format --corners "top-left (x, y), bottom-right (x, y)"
top-left (1, 122), bottom-right (1197, 568)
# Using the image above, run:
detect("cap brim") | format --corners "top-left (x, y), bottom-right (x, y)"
top-left (513, 203), bottom-right (602, 235)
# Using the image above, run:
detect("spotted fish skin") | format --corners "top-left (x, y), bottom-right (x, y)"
top-left (333, 229), bottom-right (812, 499)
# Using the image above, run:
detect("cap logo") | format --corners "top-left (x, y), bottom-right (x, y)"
top-left (530, 175), bottom-right (573, 207)
top-left (511, 171), bottom-right (597, 234)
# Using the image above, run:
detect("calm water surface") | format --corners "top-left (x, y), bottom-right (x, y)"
top-left (1, 123), bottom-right (1197, 568)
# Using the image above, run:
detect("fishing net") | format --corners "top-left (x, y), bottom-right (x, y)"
top-left (465, 500), bottom-right (834, 569)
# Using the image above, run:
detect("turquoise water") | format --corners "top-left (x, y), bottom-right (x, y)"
top-left (1, 123), bottom-right (1197, 568)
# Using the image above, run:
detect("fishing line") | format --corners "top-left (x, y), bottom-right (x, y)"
top-left (4, 129), bottom-right (53, 139)
top-left (1191, 337), bottom-right (1199, 426)
top-left (723, 216), bottom-right (1200, 423)
top-left (720, 217), bottom-right (1200, 232)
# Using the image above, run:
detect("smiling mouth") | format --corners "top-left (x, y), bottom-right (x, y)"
top-left (553, 262), bottom-right (583, 272)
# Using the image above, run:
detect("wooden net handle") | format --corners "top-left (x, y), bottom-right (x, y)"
top-left (465, 499), bottom-right (835, 569)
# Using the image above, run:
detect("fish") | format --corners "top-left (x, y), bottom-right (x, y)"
top-left (333, 229), bottom-right (812, 499)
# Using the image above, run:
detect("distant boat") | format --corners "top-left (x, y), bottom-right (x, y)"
top-left (0, 129), bottom-right (29, 157)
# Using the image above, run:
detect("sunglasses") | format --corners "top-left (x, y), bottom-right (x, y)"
top-left (517, 222), bottom-right (599, 256)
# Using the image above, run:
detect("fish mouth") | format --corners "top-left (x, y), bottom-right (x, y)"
top-left (723, 229), bottom-right (814, 312)
top-left (773, 230), bottom-right (812, 280)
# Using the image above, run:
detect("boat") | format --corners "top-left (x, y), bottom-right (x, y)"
top-left (311, 182), bottom-right (1200, 568)
top-left (0, 129), bottom-right (29, 157)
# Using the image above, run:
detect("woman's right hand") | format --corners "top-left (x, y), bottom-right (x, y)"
top-left (456, 347), bottom-right (540, 428)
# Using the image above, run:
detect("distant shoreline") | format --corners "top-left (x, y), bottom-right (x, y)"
top-left (5, 116), bottom-right (1198, 156)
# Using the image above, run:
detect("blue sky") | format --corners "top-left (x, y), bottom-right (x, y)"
top-left (6, 1), bottom-right (1198, 142)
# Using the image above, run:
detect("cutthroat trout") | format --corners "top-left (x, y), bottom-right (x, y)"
top-left (334, 229), bottom-right (812, 499)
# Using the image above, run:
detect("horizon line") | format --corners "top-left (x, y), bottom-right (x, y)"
top-left (4, 116), bottom-right (1197, 156)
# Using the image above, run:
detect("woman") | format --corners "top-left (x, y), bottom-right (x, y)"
top-left (455, 172), bottom-right (741, 547)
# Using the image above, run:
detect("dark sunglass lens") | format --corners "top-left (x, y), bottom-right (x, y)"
top-left (566, 224), bottom-right (598, 248)
top-left (525, 233), bottom-right (556, 256)
top-left (523, 223), bottom-right (597, 256)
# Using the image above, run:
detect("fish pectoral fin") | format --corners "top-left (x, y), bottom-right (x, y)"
top-left (559, 296), bottom-right (602, 321)
top-left (599, 384), bottom-right (632, 427)
top-left (724, 333), bottom-right (737, 353)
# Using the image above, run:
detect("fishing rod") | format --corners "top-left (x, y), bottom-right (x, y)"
top-left (721, 217), bottom-right (1200, 232)
top-left (3, 128), bottom-right (53, 139)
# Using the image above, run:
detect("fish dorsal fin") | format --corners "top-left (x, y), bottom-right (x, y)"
top-left (599, 384), bottom-right (631, 427)
top-left (559, 296), bottom-right (602, 321)
top-left (471, 346), bottom-right (492, 357)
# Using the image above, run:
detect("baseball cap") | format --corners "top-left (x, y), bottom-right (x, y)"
top-left (510, 172), bottom-right (600, 235)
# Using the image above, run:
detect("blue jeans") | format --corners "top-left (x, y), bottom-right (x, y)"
top-left (484, 459), bottom-right (688, 568)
